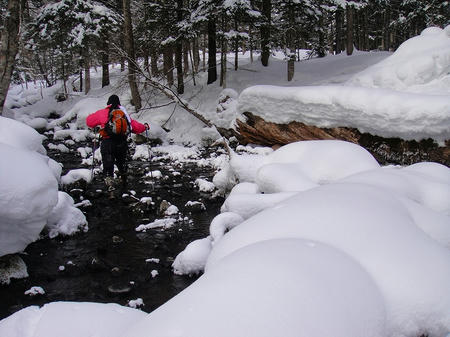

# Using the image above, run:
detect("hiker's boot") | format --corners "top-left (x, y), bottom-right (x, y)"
top-left (105, 176), bottom-right (115, 192)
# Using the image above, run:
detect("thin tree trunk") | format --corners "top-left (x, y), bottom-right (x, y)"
top-left (207, 18), bottom-right (217, 84)
top-left (150, 47), bottom-right (159, 76)
top-left (101, 37), bottom-right (110, 87)
top-left (261, 0), bottom-right (271, 66)
top-left (176, 0), bottom-right (184, 94)
top-left (202, 34), bottom-right (206, 71)
top-left (79, 60), bottom-right (83, 92)
top-left (346, 4), bottom-right (354, 55)
top-left (0, 0), bottom-right (21, 114)
top-left (84, 56), bottom-right (91, 94)
top-left (234, 17), bottom-right (239, 71)
top-left (193, 37), bottom-right (200, 73)
top-left (183, 41), bottom-right (189, 75)
top-left (123, 0), bottom-right (141, 110)
top-left (164, 45), bottom-right (174, 86)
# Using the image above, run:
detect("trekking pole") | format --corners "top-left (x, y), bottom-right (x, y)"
top-left (90, 127), bottom-right (98, 181)
top-left (145, 123), bottom-right (154, 191)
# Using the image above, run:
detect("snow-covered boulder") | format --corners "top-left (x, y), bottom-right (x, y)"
top-left (46, 192), bottom-right (88, 238)
top-left (0, 302), bottom-right (147, 337)
top-left (346, 25), bottom-right (450, 93)
top-left (206, 183), bottom-right (450, 337)
top-left (0, 143), bottom-right (58, 256)
top-left (127, 239), bottom-right (386, 337)
top-left (0, 116), bottom-right (46, 155)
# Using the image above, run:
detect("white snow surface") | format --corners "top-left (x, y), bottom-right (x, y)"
top-left (1, 27), bottom-right (449, 337)
top-left (0, 116), bottom-right (47, 154)
top-left (238, 26), bottom-right (450, 143)
top-left (0, 143), bottom-right (58, 256)
top-left (173, 140), bottom-right (450, 337)
top-left (0, 119), bottom-right (87, 257)
top-left (0, 302), bottom-right (146, 337)
top-left (128, 239), bottom-right (386, 337)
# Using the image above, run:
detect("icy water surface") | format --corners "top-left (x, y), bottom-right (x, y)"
top-left (0, 137), bottom-right (224, 319)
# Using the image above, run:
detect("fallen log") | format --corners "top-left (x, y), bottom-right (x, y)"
top-left (236, 112), bottom-right (450, 166)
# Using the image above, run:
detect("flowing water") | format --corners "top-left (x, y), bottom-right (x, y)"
top-left (0, 137), bottom-right (224, 319)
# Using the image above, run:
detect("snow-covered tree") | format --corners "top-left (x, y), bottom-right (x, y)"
top-left (27, 0), bottom-right (120, 94)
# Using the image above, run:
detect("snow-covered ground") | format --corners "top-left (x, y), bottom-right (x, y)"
top-left (1, 26), bottom-right (449, 337)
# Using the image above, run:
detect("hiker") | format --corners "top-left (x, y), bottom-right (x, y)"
top-left (86, 94), bottom-right (149, 190)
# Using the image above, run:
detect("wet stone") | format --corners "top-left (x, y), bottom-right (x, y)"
top-left (107, 283), bottom-right (132, 295)
top-left (112, 236), bottom-right (124, 244)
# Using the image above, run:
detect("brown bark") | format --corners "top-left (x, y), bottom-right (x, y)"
top-left (260, 0), bottom-right (271, 66)
top-left (0, 0), bottom-right (21, 114)
top-left (84, 57), bottom-right (90, 94)
top-left (101, 38), bottom-right (110, 87)
top-left (346, 5), bottom-right (354, 55)
top-left (207, 19), bottom-right (217, 84)
top-left (123, 0), bottom-right (141, 110)
top-left (235, 112), bottom-right (450, 166)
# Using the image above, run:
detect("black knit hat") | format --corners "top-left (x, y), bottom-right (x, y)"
top-left (107, 94), bottom-right (120, 107)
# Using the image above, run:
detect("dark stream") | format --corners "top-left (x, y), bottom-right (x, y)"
top-left (0, 135), bottom-right (224, 319)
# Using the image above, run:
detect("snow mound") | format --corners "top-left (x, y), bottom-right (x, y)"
top-left (61, 169), bottom-right (92, 185)
top-left (237, 26), bottom-right (450, 143)
top-left (172, 237), bottom-right (212, 276)
top-left (46, 192), bottom-right (88, 238)
top-left (0, 302), bottom-right (146, 337)
top-left (0, 143), bottom-right (58, 256)
top-left (347, 25), bottom-right (450, 93)
top-left (128, 239), bottom-right (386, 337)
top-left (0, 116), bottom-right (46, 155)
top-left (206, 183), bottom-right (450, 337)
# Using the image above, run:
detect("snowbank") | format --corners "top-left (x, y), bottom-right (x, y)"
top-left (127, 239), bottom-right (386, 337)
top-left (238, 84), bottom-right (450, 143)
top-left (346, 26), bottom-right (450, 93)
top-left (0, 302), bottom-right (146, 337)
top-left (174, 140), bottom-right (450, 337)
top-left (0, 143), bottom-right (58, 256)
top-left (0, 119), bottom-right (88, 257)
top-left (237, 26), bottom-right (450, 143)
top-left (0, 116), bottom-right (46, 154)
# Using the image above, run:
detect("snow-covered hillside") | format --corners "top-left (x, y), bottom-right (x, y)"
top-left (1, 26), bottom-right (449, 337)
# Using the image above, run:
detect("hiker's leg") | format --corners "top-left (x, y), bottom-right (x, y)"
top-left (115, 139), bottom-right (128, 178)
top-left (100, 138), bottom-right (114, 177)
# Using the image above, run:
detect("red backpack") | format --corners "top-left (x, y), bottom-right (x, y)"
top-left (104, 109), bottom-right (129, 139)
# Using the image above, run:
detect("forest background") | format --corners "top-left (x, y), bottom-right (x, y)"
top-left (0, 0), bottom-right (448, 118)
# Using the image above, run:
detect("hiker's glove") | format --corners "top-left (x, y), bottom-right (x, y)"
top-left (144, 123), bottom-right (150, 130)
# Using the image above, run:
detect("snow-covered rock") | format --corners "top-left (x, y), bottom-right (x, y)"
top-left (0, 116), bottom-right (46, 155)
top-left (0, 302), bottom-right (146, 337)
top-left (129, 239), bottom-right (386, 337)
top-left (0, 143), bottom-right (58, 256)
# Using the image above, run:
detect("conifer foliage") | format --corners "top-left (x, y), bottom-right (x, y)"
top-left (0, 0), bottom-right (448, 113)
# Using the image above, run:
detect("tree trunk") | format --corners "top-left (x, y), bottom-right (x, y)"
top-left (234, 17), bottom-right (239, 71)
top-left (183, 41), bottom-right (190, 75)
top-left (123, 0), bottom-right (141, 110)
top-left (335, 7), bottom-right (343, 54)
top-left (346, 5), bottom-right (354, 55)
top-left (260, 0), bottom-right (271, 66)
top-left (0, 0), bottom-right (21, 114)
top-left (383, 7), bottom-right (391, 50)
top-left (150, 47), bottom-right (159, 76)
top-left (193, 37), bottom-right (200, 73)
top-left (175, 0), bottom-right (184, 94)
top-left (202, 34), bottom-right (206, 71)
top-left (84, 56), bottom-right (91, 94)
top-left (101, 37), bottom-right (110, 87)
top-left (207, 18), bottom-right (217, 84)
top-left (163, 45), bottom-right (174, 86)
